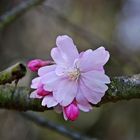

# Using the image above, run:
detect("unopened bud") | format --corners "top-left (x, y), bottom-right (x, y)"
top-left (64, 102), bottom-right (79, 121)
top-left (27, 59), bottom-right (52, 72)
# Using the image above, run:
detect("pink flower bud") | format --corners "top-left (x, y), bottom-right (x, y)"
top-left (37, 85), bottom-right (51, 96)
top-left (27, 59), bottom-right (52, 72)
top-left (64, 102), bottom-right (79, 121)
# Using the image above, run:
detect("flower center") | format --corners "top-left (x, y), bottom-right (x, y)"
top-left (68, 69), bottom-right (80, 81)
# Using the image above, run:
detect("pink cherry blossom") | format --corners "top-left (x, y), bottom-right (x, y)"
top-left (40, 35), bottom-right (110, 109)
top-left (29, 35), bottom-right (110, 121)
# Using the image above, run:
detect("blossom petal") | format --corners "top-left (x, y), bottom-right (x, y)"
top-left (81, 71), bottom-right (110, 93)
top-left (42, 95), bottom-right (58, 108)
top-left (79, 47), bottom-right (110, 72)
top-left (53, 80), bottom-right (77, 106)
top-left (80, 71), bottom-right (110, 104)
top-left (79, 80), bottom-right (103, 104)
top-left (62, 107), bottom-right (68, 120)
top-left (41, 71), bottom-right (60, 91)
top-left (55, 65), bottom-right (66, 76)
top-left (38, 65), bottom-right (56, 76)
top-left (83, 70), bottom-right (110, 83)
top-left (31, 77), bottom-right (41, 89)
top-left (30, 91), bottom-right (42, 99)
top-left (51, 47), bottom-right (66, 67)
top-left (56, 35), bottom-right (79, 65)
top-left (76, 88), bottom-right (92, 112)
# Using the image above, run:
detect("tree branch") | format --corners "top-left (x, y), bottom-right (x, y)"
top-left (0, 62), bottom-right (26, 84)
top-left (0, 63), bottom-right (140, 111)
top-left (0, 0), bottom-right (45, 30)
top-left (21, 112), bottom-right (96, 140)
top-left (99, 74), bottom-right (140, 106)
top-left (0, 75), bottom-right (139, 111)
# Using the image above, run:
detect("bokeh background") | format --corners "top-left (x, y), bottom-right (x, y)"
top-left (0, 0), bottom-right (140, 140)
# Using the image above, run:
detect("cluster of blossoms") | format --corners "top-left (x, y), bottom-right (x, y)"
top-left (28, 35), bottom-right (110, 121)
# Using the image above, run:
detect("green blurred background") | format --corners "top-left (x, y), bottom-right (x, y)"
top-left (0, 0), bottom-right (140, 140)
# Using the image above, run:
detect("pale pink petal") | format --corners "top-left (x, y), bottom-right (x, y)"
top-left (42, 95), bottom-right (58, 108)
top-left (30, 91), bottom-right (42, 99)
top-left (55, 66), bottom-right (66, 76)
top-left (79, 80), bottom-right (103, 104)
top-left (41, 71), bottom-right (60, 91)
top-left (79, 47), bottom-right (110, 72)
top-left (55, 66), bottom-right (75, 77)
top-left (51, 47), bottom-right (66, 66)
top-left (76, 88), bottom-right (92, 112)
top-left (59, 83), bottom-right (77, 106)
top-left (53, 80), bottom-right (77, 106)
top-left (83, 71), bottom-right (110, 83)
top-left (38, 65), bottom-right (56, 76)
top-left (81, 71), bottom-right (110, 93)
top-left (56, 35), bottom-right (79, 65)
top-left (53, 80), bottom-right (67, 103)
top-left (93, 66), bottom-right (105, 73)
top-left (31, 77), bottom-right (41, 89)
top-left (80, 80), bottom-right (105, 104)
top-left (62, 108), bottom-right (68, 121)
top-left (79, 51), bottom-right (84, 58)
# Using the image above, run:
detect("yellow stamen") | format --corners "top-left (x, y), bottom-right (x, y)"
top-left (68, 69), bottom-right (80, 81)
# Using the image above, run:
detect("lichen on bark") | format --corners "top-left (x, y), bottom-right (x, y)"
top-left (0, 62), bottom-right (26, 84)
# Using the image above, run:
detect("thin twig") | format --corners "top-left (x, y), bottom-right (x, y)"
top-left (21, 112), bottom-right (97, 140)
top-left (0, 0), bottom-right (45, 30)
